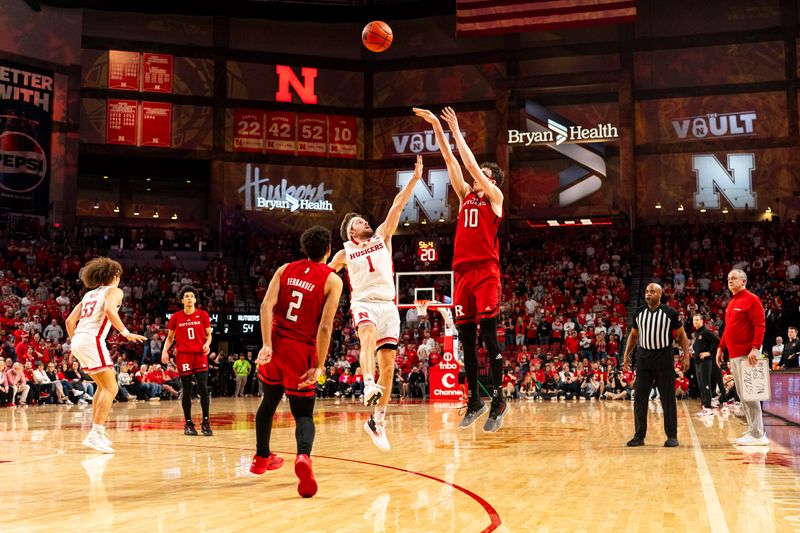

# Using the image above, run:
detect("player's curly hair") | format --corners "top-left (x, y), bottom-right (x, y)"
top-left (479, 162), bottom-right (505, 187)
top-left (80, 257), bottom-right (123, 289)
top-left (339, 212), bottom-right (363, 241)
top-left (301, 225), bottom-right (332, 262)
top-left (179, 285), bottom-right (199, 301)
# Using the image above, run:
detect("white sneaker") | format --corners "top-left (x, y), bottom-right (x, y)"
top-left (695, 408), bottom-right (715, 418)
top-left (148, 397), bottom-right (161, 402)
top-left (364, 382), bottom-right (384, 407)
top-left (711, 398), bottom-right (720, 408)
top-left (82, 430), bottom-right (114, 453)
top-left (78, 398), bottom-right (88, 405)
top-left (364, 416), bottom-right (390, 451)
top-left (735, 434), bottom-right (769, 446)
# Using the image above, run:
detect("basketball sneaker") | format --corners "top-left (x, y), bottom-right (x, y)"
top-left (458, 399), bottom-right (488, 429)
top-left (695, 408), bottom-right (715, 418)
top-left (82, 430), bottom-right (114, 454)
top-left (483, 398), bottom-right (508, 433)
top-left (184, 421), bottom-right (198, 436)
top-left (735, 434), bottom-right (769, 446)
top-left (364, 416), bottom-right (390, 451)
top-left (364, 382), bottom-right (384, 407)
top-left (250, 453), bottom-right (284, 475)
top-left (294, 454), bottom-right (318, 498)
top-left (201, 421), bottom-right (213, 436)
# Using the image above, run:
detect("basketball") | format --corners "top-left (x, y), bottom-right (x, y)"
top-left (362, 20), bottom-right (393, 53)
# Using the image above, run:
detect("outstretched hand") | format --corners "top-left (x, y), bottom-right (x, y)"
top-left (440, 106), bottom-right (459, 130)
top-left (298, 367), bottom-right (322, 389)
top-left (412, 154), bottom-right (423, 180)
top-left (125, 333), bottom-right (147, 343)
top-left (412, 107), bottom-right (439, 125)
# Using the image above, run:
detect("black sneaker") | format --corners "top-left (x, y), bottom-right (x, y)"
top-left (483, 398), bottom-right (508, 433)
top-left (458, 399), bottom-right (488, 429)
top-left (201, 420), bottom-right (213, 436)
top-left (627, 437), bottom-right (645, 447)
top-left (184, 421), bottom-right (198, 436)
top-left (664, 438), bottom-right (679, 447)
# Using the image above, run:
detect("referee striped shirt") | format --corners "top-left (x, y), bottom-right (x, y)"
top-left (633, 304), bottom-right (680, 350)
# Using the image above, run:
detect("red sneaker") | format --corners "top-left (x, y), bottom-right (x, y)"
top-left (294, 454), bottom-right (317, 498)
top-left (250, 453), bottom-right (284, 475)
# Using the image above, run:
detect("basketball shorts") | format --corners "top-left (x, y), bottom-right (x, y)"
top-left (257, 335), bottom-right (317, 397)
top-left (454, 262), bottom-right (501, 325)
top-left (350, 300), bottom-right (400, 348)
top-left (175, 351), bottom-right (208, 376)
top-left (71, 333), bottom-right (113, 373)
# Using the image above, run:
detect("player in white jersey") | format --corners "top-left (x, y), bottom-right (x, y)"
top-left (66, 257), bottom-right (146, 453)
top-left (328, 155), bottom-right (422, 451)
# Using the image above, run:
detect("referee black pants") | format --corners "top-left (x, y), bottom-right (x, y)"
top-left (633, 347), bottom-right (677, 440)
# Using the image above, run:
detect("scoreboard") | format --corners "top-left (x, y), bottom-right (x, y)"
top-left (417, 239), bottom-right (439, 263)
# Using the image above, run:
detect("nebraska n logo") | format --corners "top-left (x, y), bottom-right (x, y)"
top-left (396, 168), bottom-right (450, 223)
top-left (693, 154), bottom-right (757, 210)
top-left (526, 101), bottom-right (607, 207)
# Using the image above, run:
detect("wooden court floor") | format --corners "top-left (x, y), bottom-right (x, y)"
top-left (2, 396), bottom-right (800, 532)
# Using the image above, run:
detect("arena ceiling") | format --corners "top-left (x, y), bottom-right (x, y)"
top-left (33, 0), bottom-right (454, 22)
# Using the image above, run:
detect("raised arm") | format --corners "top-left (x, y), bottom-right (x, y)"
top-left (413, 107), bottom-right (468, 203)
top-left (327, 249), bottom-right (347, 273)
top-left (440, 107), bottom-right (504, 211)
top-left (257, 263), bottom-right (288, 365)
top-left (376, 154), bottom-right (423, 241)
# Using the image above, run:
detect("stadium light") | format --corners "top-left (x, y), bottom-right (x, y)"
top-left (93, 199), bottom-right (100, 209)
top-left (133, 205), bottom-right (140, 216)
top-left (766, 205), bottom-right (772, 213)
top-left (113, 204), bottom-right (120, 213)
top-left (153, 210), bottom-right (160, 219)
top-left (677, 204), bottom-right (684, 211)
top-left (722, 206), bottom-right (729, 214)
top-left (171, 212), bottom-right (178, 220)
top-left (655, 201), bottom-right (661, 209)
top-left (438, 214), bottom-right (445, 223)
top-left (421, 218), bottom-right (427, 225)
top-left (403, 218), bottom-right (410, 227)
top-left (699, 202), bottom-right (706, 213)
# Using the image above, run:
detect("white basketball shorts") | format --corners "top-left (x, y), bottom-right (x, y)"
top-left (70, 333), bottom-right (113, 373)
top-left (350, 300), bottom-right (400, 347)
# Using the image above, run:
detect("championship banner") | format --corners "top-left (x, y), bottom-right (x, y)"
top-left (0, 60), bottom-right (54, 214)
top-left (297, 113), bottom-right (327, 157)
top-left (106, 99), bottom-right (138, 146)
top-left (108, 50), bottom-right (140, 90)
top-left (233, 108), bottom-right (266, 153)
top-left (327, 115), bottom-right (357, 159)
top-left (140, 101), bottom-right (172, 147)
top-left (141, 53), bottom-right (173, 93)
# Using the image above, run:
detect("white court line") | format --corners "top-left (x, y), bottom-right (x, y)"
top-left (683, 402), bottom-right (730, 533)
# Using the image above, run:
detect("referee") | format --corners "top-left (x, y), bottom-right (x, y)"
top-left (623, 283), bottom-right (691, 447)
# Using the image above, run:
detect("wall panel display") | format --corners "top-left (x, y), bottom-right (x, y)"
top-left (297, 114), bottom-right (328, 157)
top-left (635, 93), bottom-right (787, 144)
top-left (83, 51), bottom-right (213, 96)
top-left (373, 63), bottom-right (504, 108)
top-left (634, 42), bottom-right (785, 90)
top-left (227, 61), bottom-right (363, 107)
top-left (83, 12), bottom-right (214, 46)
top-left (233, 108), bottom-right (265, 153)
top-left (327, 116), bottom-right (357, 159)
top-left (265, 111), bottom-right (297, 155)
top-left (372, 110), bottom-right (494, 160)
top-left (171, 105), bottom-right (213, 151)
top-left (635, 148), bottom-right (800, 219)
top-left (218, 162), bottom-right (362, 232)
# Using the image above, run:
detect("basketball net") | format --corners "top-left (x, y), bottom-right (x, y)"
top-left (414, 299), bottom-right (430, 317)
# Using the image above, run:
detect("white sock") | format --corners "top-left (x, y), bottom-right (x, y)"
top-left (374, 406), bottom-right (386, 424)
top-left (92, 423), bottom-right (105, 433)
top-left (364, 374), bottom-right (375, 386)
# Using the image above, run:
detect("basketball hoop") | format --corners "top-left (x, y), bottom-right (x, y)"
top-left (414, 299), bottom-right (431, 317)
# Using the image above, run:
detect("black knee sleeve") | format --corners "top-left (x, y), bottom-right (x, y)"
top-left (480, 317), bottom-right (504, 396)
top-left (458, 323), bottom-right (479, 401)
top-left (289, 395), bottom-right (316, 456)
top-left (255, 383), bottom-right (284, 457)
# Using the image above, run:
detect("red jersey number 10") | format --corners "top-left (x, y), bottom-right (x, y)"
top-left (464, 208), bottom-right (479, 228)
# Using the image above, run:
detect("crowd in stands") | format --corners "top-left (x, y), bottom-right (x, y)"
top-left (4, 219), bottom-right (798, 410)
top-left (77, 224), bottom-right (217, 253)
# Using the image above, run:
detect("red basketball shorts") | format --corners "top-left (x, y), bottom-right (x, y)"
top-left (454, 262), bottom-right (501, 325)
top-left (175, 351), bottom-right (208, 376)
top-left (257, 335), bottom-right (317, 398)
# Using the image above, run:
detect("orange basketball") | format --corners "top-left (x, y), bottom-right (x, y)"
top-left (362, 20), bottom-right (393, 53)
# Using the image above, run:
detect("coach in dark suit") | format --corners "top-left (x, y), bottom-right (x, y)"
top-left (623, 283), bottom-right (692, 448)
top-left (691, 313), bottom-right (720, 413)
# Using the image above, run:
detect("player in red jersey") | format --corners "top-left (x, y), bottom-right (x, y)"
top-left (415, 106), bottom-right (508, 432)
top-left (250, 226), bottom-right (343, 498)
top-left (162, 286), bottom-right (213, 436)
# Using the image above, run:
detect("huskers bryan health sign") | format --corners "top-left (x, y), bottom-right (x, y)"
top-left (0, 61), bottom-right (53, 214)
